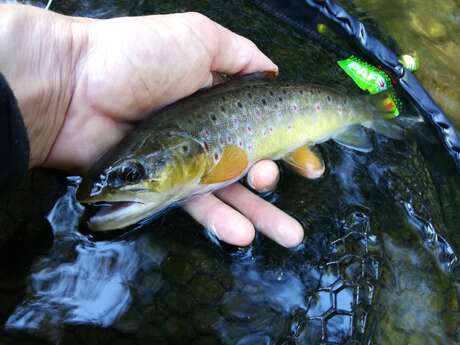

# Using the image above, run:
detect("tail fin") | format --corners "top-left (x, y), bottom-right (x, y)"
top-left (362, 90), bottom-right (405, 140)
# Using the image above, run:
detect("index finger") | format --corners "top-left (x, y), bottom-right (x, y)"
top-left (180, 12), bottom-right (279, 76)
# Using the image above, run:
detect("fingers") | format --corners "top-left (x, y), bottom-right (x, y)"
top-left (183, 193), bottom-right (255, 247)
top-left (184, 159), bottom-right (303, 248)
top-left (215, 184), bottom-right (304, 248)
top-left (247, 160), bottom-right (280, 192)
top-left (180, 12), bottom-right (278, 76)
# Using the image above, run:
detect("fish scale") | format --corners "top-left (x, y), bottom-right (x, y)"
top-left (153, 81), bottom-right (365, 164)
top-left (77, 73), bottom-right (399, 231)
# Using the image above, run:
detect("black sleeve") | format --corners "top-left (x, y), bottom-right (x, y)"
top-left (0, 73), bottom-right (30, 190)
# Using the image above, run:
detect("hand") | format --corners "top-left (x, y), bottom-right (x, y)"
top-left (0, 5), bottom-right (322, 247)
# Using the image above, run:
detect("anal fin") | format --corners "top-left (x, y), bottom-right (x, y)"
top-left (283, 145), bottom-right (325, 179)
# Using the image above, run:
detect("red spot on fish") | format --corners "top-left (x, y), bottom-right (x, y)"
top-left (203, 141), bottom-right (209, 151)
top-left (315, 103), bottom-right (321, 112)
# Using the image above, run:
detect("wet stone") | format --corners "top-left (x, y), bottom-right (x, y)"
top-left (163, 316), bottom-right (197, 344)
top-left (189, 246), bottom-right (221, 275)
top-left (143, 301), bottom-right (169, 326)
top-left (213, 268), bottom-right (233, 291)
top-left (136, 326), bottom-right (168, 345)
top-left (188, 275), bottom-right (224, 304)
top-left (443, 311), bottom-right (460, 337)
top-left (192, 307), bottom-right (221, 334)
top-left (110, 337), bottom-right (138, 345)
top-left (115, 306), bottom-right (144, 333)
top-left (162, 255), bottom-right (195, 285)
top-left (191, 335), bottom-right (222, 345)
top-left (164, 288), bottom-right (196, 315)
top-left (63, 325), bottom-right (115, 345)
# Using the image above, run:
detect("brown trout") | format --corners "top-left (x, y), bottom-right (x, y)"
top-left (77, 73), bottom-right (402, 231)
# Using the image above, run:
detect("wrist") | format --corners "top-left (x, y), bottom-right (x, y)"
top-left (0, 4), bottom-right (86, 168)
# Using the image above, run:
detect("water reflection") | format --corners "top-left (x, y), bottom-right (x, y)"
top-left (350, 0), bottom-right (460, 129)
top-left (5, 180), bottom-right (165, 340)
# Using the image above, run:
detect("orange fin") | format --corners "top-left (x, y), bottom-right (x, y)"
top-left (201, 145), bottom-right (249, 184)
top-left (283, 146), bottom-right (325, 179)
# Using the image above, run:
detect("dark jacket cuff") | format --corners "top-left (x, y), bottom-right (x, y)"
top-left (0, 73), bottom-right (30, 189)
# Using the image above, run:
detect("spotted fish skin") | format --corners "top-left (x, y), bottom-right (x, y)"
top-left (147, 77), bottom-right (370, 165)
top-left (77, 73), bottom-right (394, 231)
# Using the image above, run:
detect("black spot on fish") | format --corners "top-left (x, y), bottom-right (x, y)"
top-left (214, 152), bottom-right (219, 160)
top-left (237, 102), bottom-right (243, 108)
top-left (262, 99), bottom-right (267, 105)
top-left (182, 145), bottom-right (189, 154)
top-left (211, 114), bottom-right (217, 122)
top-left (247, 93), bottom-right (252, 99)
top-left (269, 90), bottom-right (274, 96)
top-left (326, 95), bottom-right (332, 102)
top-left (203, 141), bottom-right (209, 151)
top-left (278, 97), bottom-right (283, 102)
top-left (220, 106), bottom-right (226, 112)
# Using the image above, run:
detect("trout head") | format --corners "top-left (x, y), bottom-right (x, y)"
top-left (77, 132), bottom-right (209, 231)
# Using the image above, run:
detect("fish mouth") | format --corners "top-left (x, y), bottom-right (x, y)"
top-left (84, 201), bottom-right (160, 231)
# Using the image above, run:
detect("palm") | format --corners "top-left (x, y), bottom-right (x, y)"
top-left (44, 12), bottom-right (305, 247)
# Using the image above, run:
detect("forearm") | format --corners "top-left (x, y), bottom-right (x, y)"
top-left (0, 4), bottom-right (83, 167)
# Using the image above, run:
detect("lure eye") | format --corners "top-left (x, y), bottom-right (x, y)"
top-left (121, 162), bottom-right (145, 184)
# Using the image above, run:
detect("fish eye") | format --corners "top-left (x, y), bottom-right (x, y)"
top-left (121, 162), bottom-right (145, 184)
top-left (182, 144), bottom-right (190, 154)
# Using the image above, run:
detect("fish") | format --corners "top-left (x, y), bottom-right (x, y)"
top-left (76, 72), bottom-right (403, 231)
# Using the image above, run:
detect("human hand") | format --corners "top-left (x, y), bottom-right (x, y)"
top-left (0, 5), bottom-right (323, 247)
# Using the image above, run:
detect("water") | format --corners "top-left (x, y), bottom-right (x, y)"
top-left (343, 0), bottom-right (460, 130)
top-left (1, 1), bottom-right (460, 344)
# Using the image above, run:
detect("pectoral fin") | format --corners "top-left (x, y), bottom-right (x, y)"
top-left (333, 125), bottom-right (373, 152)
top-left (283, 146), bottom-right (325, 179)
top-left (201, 145), bottom-right (249, 184)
